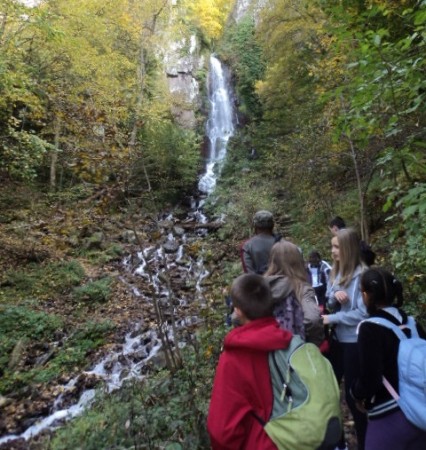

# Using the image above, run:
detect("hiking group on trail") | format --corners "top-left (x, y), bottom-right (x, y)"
top-left (207, 211), bottom-right (426, 450)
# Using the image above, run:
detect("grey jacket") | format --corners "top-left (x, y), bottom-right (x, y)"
top-left (266, 275), bottom-right (325, 347)
top-left (241, 234), bottom-right (276, 274)
top-left (326, 265), bottom-right (368, 343)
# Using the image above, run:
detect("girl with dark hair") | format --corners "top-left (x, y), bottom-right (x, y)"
top-left (352, 268), bottom-right (426, 450)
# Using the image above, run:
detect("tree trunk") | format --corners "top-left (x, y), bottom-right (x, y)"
top-left (345, 133), bottom-right (369, 243)
top-left (50, 117), bottom-right (61, 190)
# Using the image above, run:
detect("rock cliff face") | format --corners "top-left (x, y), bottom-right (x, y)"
top-left (164, 34), bottom-right (204, 130)
top-left (230, 0), bottom-right (266, 24)
top-left (163, 0), bottom-right (263, 130)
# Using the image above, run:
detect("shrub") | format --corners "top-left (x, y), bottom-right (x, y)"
top-left (1, 259), bottom-right (85, 302)
top-left (73, 277), bottom-right (113, 303)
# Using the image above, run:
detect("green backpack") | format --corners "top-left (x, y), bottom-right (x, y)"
top-left (260, 335), bottom-right (342, 450)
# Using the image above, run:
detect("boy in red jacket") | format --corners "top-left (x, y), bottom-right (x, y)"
top-left (207, 274), bottom-right (293, 450)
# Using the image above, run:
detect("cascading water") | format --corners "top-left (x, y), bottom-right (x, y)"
top-left (198, 55), bottom-right (235, 195)
top-left (0, 55), bottom-right (235, 446)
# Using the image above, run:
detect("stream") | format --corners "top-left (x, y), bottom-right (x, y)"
top-left (0, 55), bottom-right (236, 446)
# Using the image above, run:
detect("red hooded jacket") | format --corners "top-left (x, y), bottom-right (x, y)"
top-left (207, 317), bottom-right (293, 449)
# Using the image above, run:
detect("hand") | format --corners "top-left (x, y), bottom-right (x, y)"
top-left (355, 399), bottom-right (367, 414)
top-left (322, 315), bottom-right (330, 325)
top-left (335, 290), bottom-right (349, 304)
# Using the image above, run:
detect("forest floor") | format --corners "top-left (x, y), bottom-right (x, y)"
top-left (0, 182), bottom-right (359, 449)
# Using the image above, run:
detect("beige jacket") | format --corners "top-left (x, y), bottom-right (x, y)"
top-left (266, 275), bottom-right (325, 347)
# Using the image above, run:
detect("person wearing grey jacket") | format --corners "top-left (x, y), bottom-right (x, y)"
top-left (241, 210), bottom-right (280, 275)
top-left (322, 228), bottom-right (368, 450)
top-left (325, 264), bottom-right (367, 343)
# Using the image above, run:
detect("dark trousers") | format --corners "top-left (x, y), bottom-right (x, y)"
top-left (366, 409), bottom-right (426, 450)
top-left (328, 340), bottom-right (367, 450)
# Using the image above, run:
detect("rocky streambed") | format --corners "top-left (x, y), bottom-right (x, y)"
top-left (0, 207), bottom-right (229, 449)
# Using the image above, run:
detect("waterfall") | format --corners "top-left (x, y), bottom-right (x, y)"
top-left (0, 54), bottom-right (234, 446)
top-left (198, 55), bottom-right (235, 195)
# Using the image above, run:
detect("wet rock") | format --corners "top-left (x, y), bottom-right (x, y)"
top-left (0, 395), bottom-right (12, 408)
top-left (173, 226), bottom-right (185, 236)
top-left (0, 437), bottom-right (27, 450)
top-left (34, 347), bottom-right (56, 367)
top-left (83, 373), bottom-right (102, 389)
top-left (84, 231), bottom-right (105, 250)
top-left (130, 329), bottom-right (142, 339)
top-left (148, 350), bottom-right (167, 370)
top-left (121, 230), bottom-right (137, 244)
top-left (142, 337), bottom-right (152, 346)
top-left (157, 220), bottom-right (174, 230)
top-left (8, 338), bottom-right (27, 370)
top-left (119, 369), bottom-right (130, 381)
top-left (163, 241), bottom-right (179, 253)
top-left (132, 349), bottom-right (147, 362)
top-left (104, 358), bottom-right (116, 372)
top-left (118, 354), bottom-right (128, 365)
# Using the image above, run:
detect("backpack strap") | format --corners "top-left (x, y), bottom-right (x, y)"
top-left (362, 315), bottom-right (419, 402)
top-left (382, 377), bottom-right (400, 401)
top-left (363, 316), bottom-right (415, 341)
top-left (405, 316), bottom-right (419, 338)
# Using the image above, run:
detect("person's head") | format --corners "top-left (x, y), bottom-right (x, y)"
top-left (330, 228), bottom-right (362, 287)
top-left (253, 210), bottom-right (274, 234)
top-left (308, 250), bottom-right (321, 267)
top-left (230, 274), bottom-right (274, 323)
top-left (265, 240), bottom-right (306, 282)
top-left (331, 236), bottom-right (339, 262)
top-left (329, 216), bottom-right (346, 236)
top-left (360, 267), bottom-right (403, 314)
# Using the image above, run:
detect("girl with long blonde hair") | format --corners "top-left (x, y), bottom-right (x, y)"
top-left (323, 227), bottom-right (368, 450)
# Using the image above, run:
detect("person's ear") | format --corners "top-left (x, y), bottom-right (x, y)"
top-left (361, 290), bottom-right (370, 307)
top-left (234, 307), bottom-right (248, 324)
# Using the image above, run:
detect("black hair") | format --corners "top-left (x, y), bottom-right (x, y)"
top-left (309, 250), bottom-right (321, 260)
top-left (360, 267), bottom-right (403, 313)
top-left (230, 274), bottom-right (274, 320)
top-left (329, 216), bottom-right (346, 229)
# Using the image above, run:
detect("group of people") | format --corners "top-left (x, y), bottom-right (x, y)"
top-left (207, 211), bottom-right (426, 449)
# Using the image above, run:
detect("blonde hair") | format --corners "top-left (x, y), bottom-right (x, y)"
top-left (330, 228), bottom-right (364, 287)
top-left (264, 240), bottom-right (308, 302)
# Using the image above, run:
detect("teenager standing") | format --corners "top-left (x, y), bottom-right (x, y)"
top-left (351, 268), bottom-right (426, 450)
top-left (322, 228), bottom-right (368, 450)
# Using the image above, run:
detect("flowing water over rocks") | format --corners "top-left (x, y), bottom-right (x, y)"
top-left (0, 57), bottom-right (236, 448)
top-left (198, 55), bottom-right (236, 195)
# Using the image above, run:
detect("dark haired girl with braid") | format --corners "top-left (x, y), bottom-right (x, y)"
top-left (352, 267), bottom-right (426, 450)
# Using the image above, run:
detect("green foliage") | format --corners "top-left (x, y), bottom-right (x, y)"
top-left (0, 305), bottom-right (63, 343)
top-left (218, 17), bottom-right (265, 120)
top-left (132, 119), bottom-right (201, 202)
top-left (73, 277), bottom-right (113, 304)
top-left (1, 259), bottom-right (85, 303)
top-left (204, 132), bottom-right (278, 241)
top-left (0, 317), bottom-right (114, 394)
top-left (384, 182), bottom-right (426, 323)
top-left (0, 127), bottom-right (53, 181)
top-left (0, 305), bottom-right (63, 391)
top-left (81, 244), bottom-right (125, 265)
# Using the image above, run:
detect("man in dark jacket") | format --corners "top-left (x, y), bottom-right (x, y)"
top-left (241, 210), bottom-right (278, 274)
